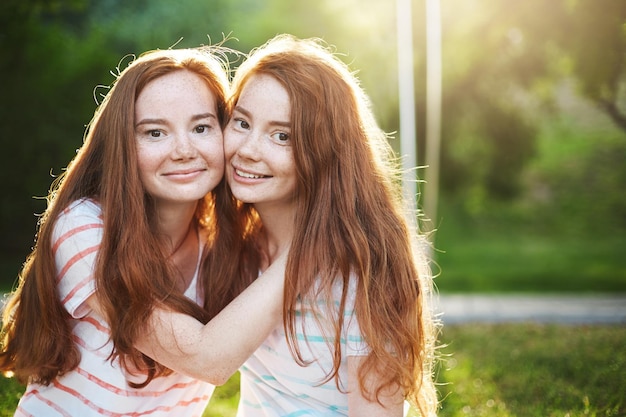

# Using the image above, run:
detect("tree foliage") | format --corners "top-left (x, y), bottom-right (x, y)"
top-left (425, 0), bottom-right (626, 217)
top-left (562, 0), bottom-right (626, 131)
top-left (0, 0), bottom-right (624, 286)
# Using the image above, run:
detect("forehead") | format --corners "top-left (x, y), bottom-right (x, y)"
top-left (135, 70), bottom-right (215, 115)
top-left (237, 74), bottom-right (290, 120)
top-left (140, 70), bottom-right (206, 97)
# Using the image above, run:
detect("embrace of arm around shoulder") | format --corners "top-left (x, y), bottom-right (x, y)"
top-left (87, 254), bottom-right (286, 386)
top-left (57, 199), bottom-right (285, 386)
top-left (138, 253), bottom-right (285, 385)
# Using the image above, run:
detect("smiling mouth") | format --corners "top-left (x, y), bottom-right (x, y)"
top-left (235, 168), bottom-right (269, 179)
top-left (165, 168), bottom-right (205, 176)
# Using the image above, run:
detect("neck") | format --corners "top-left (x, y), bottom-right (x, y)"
top-left (156, 201), bottom-right (198, 254)
top-left (156, 201), bottom-right (201, 292)
top-left (255, 203), bottom-right (295, 265)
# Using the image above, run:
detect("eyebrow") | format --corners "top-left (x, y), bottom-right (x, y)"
top-left (233, 105), bottom-right (291, 128)
top-left (135, 112), bottom-right (217, 127)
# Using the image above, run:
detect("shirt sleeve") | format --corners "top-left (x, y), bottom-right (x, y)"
top-left (51, 199), bottom-right (104, 319)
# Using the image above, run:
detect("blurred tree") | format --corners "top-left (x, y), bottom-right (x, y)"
top-left (0, 0), bottom-right (111, 264)
top-left (559, 0), bottom-right (626, 132)
top-left (1, 0), bottom-right (624, 289)
top-left (224, 0), bottom-right (399, 132)
top-left (432, 0), bottom-right (625, 208)
top-left (0, 0), bottom-right (241, 281)
top-left (434, 1), bottom-right (553, 205)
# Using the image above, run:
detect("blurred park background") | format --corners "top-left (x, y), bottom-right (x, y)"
top-left (1, 0), bottom-right (625, 295)
top-left (0, 0), bottom-right (625, 415)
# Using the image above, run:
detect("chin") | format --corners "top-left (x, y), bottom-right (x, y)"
top-left (230, 189), bottom-right (255, 204)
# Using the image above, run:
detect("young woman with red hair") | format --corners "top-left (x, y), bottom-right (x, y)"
top-left (224, 34), bottom-right (440, 416)
top-left (1, 47), bottom-right (286, 416)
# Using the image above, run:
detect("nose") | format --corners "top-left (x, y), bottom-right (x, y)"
top-left (172, 133), bottom-right (197, 160)
top-left (234, 129), bottom-right (263, 161)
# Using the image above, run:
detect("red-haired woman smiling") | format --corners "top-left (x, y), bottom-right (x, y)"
top-left (224, 35), bottom-right (440, 417)
top-left (1, 47), bottom-right (286, 416)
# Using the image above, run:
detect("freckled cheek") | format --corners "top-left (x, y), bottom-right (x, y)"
top-left (212, 156), bottom-right (225, 173)
top-left (282, 153), bottom-right (297, 176)
top-left (136, 150), bottom-right (160, 179)
top-left (200, 142), bottom-right (225, 169)
top-left (222, 133), bottom-right (238, 161)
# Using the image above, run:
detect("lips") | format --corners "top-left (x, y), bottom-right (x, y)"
top-left (163, 167), bottom-right (206, 178)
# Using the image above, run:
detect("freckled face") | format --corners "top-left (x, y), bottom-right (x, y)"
top-left (135, 70), bottom-right (224, 208)
top-left (224, 74), bottom-right (297, 212)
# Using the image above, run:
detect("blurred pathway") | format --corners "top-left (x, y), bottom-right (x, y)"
top-left (2, 293), bottom-right (625, 325)
top-left (435, 293), bottom-right (626, 325)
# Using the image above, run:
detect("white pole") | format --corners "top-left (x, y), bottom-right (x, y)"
top-left (396, 0), bottom-right (417, 219)
top-left (424, 0), bottom-right (442, 234)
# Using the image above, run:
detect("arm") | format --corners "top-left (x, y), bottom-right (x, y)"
top-left (134, 252), bottom-right (286, 385)
top-left (347, 356), bottom-right (405, 417)
top-left (86, 251), bottom-right (286, 385)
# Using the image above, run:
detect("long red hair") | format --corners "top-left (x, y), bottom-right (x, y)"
top-left (229, 35), bottom-right (440, 415)
top-left (0, 47), bottom-right (251, 387)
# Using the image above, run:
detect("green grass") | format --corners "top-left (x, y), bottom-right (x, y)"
top-left (0, 376), bottom-right (22, 417)
top-left (204, 373), bottom-right (240, 417)
top-left (433, 233), bottom-right (626, 293)
top-left (2, 324), bottom-right (624, 416)
top-left (430, 324), bottom-right (626, 417)
top-left (427, 195), bottom-right (626, 294)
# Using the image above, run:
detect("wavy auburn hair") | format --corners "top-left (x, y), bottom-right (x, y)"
top-left (0, 47), bottom-right (248, 387)
top-left (229, 35), bottom-right (440, 415)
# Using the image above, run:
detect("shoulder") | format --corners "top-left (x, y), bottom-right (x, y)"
top-left (55, 198), bottom-right (103, 227)
top-left (58, 197), bottom-right (102, 219)
top-left (53, 198), bottom-right (104, 243)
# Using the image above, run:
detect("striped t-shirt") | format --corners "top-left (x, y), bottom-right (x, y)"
top-left (236, 276), bottom-right (368, 416)
top-left (15, 198), bottom-right (214, 417)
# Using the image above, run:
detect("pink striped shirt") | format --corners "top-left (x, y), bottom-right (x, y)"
top-left (15, 198), bottom-right (214, 417)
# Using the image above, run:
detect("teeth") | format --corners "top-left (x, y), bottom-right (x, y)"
top-left (236, 169), bottom-right (264, 179)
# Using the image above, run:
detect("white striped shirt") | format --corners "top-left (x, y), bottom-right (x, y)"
top-left (15, 198), bottom-right (214, 417)
top-left (237, 277), bottom-right (368, 416)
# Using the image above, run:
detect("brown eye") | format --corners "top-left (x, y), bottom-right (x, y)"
top-left (235, 119), bottom-right (250, 129)
top-left (270, 131), bottom-right (290, 145)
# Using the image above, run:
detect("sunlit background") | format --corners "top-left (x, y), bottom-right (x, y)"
top-left (2, 0), bottom-right (624, 293)
top-left (1, 0), bottom-right (625, 415)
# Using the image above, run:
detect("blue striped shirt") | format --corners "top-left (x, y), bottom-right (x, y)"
top-left (237, 277), bottom-right (368, 416)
